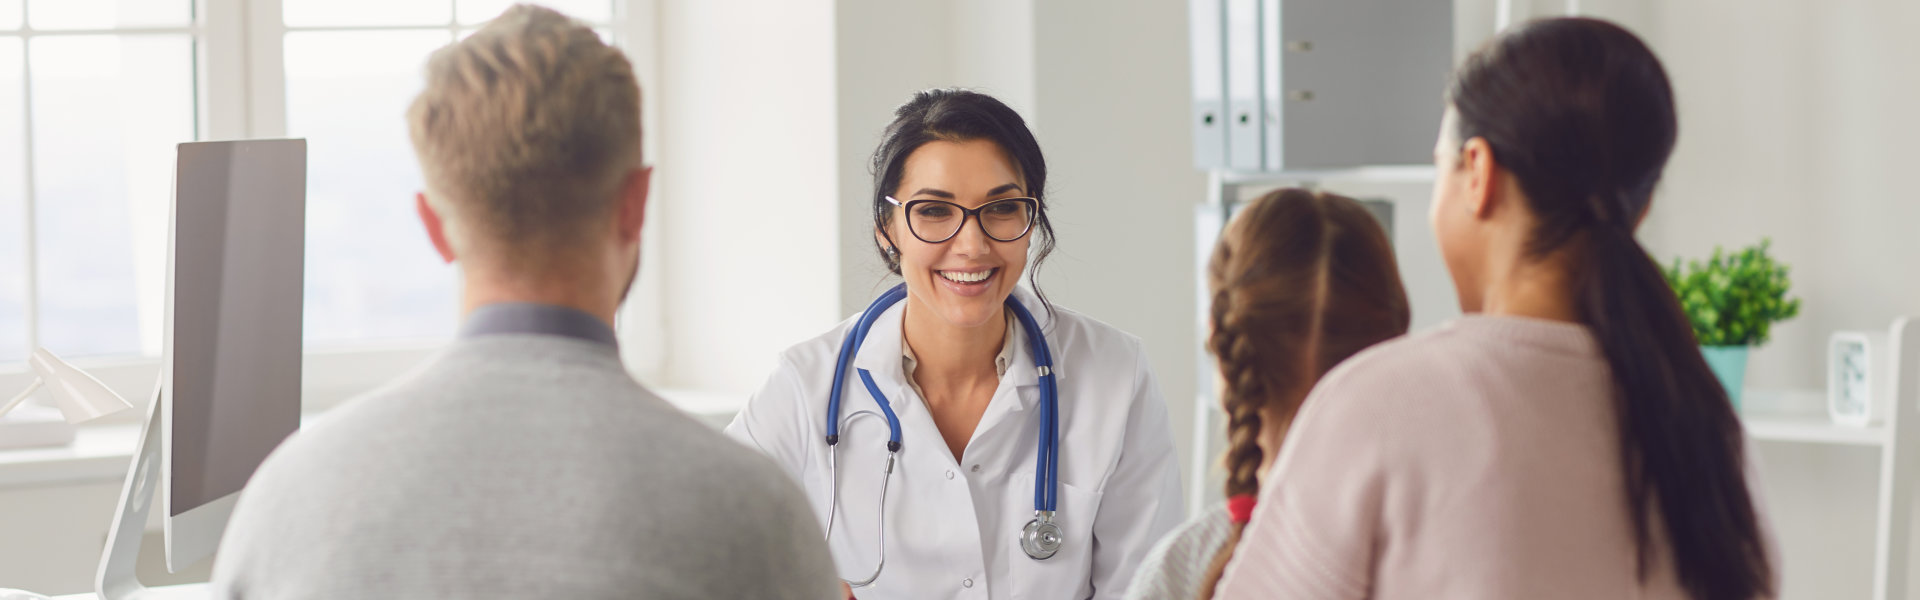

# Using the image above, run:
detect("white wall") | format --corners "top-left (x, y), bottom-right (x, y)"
top-left (1626, 3), bottom-right (1920, 598)
top-left (833, 0), bottom-right (952, 315)
top-left (1026, 0), bottom-right (1206, 500)
top-left (1631, 0), bottom-right (1920, 393)
top-left (655, 0), bottom-right (843, 393)
top-left (615, 0), bottom-right (670, 384)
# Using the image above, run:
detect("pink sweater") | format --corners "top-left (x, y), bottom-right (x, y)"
top-left (1216, 315), bottom-right (1775, 599)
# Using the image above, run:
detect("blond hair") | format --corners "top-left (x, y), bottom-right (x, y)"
top-left (406, 4), bottom-right (641, 268)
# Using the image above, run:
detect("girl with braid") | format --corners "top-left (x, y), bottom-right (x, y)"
top-left (1215, 18), bottom-right (1777, 600)
top-left (1124, 188), bottom-right (1409, 600)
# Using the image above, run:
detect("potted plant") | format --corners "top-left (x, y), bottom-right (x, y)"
top-left (1662, 239), bottom-right (1802, 411)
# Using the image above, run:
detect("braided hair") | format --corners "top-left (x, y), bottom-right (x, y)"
top-left (1195, 188), bottom-right (1410, 599)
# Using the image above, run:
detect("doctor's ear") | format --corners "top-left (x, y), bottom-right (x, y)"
top-left (874, 229), bottom-right (904, 275)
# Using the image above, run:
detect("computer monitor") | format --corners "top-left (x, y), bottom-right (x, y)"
top-left (160, 139), bottom-right (307, 571)
top-left (94, 140), bottom-right (307, 595)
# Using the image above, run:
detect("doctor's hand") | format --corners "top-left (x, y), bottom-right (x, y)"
top-left (841, 582), bottom-right (856, 599)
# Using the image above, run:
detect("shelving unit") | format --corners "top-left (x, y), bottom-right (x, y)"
top-left (1738, 324), bottom-right (1920, 600)
top-left (1745, 413), bottom-right (1891, 447)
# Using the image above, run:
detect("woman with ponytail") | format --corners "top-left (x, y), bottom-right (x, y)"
top-left (1123, 188), bottom-right (1409, 600)
top-left (1214, 18), bottom-right (1776, 600)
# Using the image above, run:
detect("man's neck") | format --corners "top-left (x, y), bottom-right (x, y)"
top-left (460, 276), bottom-right (618, 329)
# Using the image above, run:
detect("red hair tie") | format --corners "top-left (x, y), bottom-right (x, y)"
top-left (1227, 493), bottom-right (1258, 524)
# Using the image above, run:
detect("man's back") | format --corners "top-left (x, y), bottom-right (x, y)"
top-left (212, 332), bottom-right (838, 599)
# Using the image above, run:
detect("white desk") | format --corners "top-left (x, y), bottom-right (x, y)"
top-left (0, 388), bottom-right (744, 490)
top-left (51, 583), bottom-right (209, 599)
top-left (0, 423), bottom-right (143, 490)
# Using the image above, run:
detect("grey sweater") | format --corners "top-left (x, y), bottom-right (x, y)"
top-left (211, 334), bottom-right (838, 599)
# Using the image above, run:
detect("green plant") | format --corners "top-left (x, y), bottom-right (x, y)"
top-left (1661, 239), bottom-right (1802, 346)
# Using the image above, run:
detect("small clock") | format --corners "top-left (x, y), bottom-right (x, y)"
top-left (1830, 331), bottom-right (1894, 427)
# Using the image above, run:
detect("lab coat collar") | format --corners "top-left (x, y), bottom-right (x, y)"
top-left (1003, 285), bottom-right (1067, 386)
top-left (848, 286), bottom-right (1064, 416)
top-left (849, 299), bottom-right (913, 417)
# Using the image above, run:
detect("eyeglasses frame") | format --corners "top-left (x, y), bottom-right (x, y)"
top-left (884, 195), bottom-right (1040, 244)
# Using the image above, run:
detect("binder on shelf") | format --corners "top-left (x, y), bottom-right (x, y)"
top-left (1266, 0), bottom-right (1453, 169)
top-left (1224, 0), bottom-right (1263, 171)
top-left (1190, 0), bottom-right (1227, 169)
top-left (1260, 0), bottom-right (1284, 171)
top-left (1191, 0), bottom-right (1454, 172)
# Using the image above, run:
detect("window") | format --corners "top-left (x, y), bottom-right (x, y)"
top-left (272, 0), bottom-right (614, 346)
top-left (0, 36), bottom-right (24, 364)
top-left (1, 1), bottom-right (195, 362)
top-left (281, 24), bottom-right (461, 345)
top-left (1, 0), bottom-right (627, 371)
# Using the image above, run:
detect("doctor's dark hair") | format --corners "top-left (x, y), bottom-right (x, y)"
top-left (869, 89), bottom-right (1057, 311)
top-left (1451, 18), bottom-right (1771, 599)
top-left (1196, 189), bottom-right (1409, 599)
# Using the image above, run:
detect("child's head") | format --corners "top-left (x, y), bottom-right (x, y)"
top-left (1197, 187), bottom-right (1410, 598)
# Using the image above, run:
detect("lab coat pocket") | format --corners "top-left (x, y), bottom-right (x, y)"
top-left (1006, 475), bottom-right (1102, 600)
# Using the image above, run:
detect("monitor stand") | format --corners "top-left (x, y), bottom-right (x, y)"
top-left (94, 386), bottom-right (163, 600)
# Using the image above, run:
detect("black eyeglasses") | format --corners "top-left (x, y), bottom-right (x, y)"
top-left (886, 196), bottom-right (1039, 244)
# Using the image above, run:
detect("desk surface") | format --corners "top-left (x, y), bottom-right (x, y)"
top-left (0, 389), bottom-right (744, 490)
top-left (51, 583), bottom-right (209, 599)
top-left (0, 422), bottom-right (142, 489)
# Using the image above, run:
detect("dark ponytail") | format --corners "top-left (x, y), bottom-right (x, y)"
top-left (1451, 18), bottom-right (1771, 599)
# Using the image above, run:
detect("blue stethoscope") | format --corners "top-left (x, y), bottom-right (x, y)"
top-left (824, 283), bottom-right (1063, 587)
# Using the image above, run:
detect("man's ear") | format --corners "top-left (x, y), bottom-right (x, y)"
top-left (615, 166), bottom-right (651, 245)
top-left (417, 192), bottom-right (457, 264)
top-left (1461, 137), bottom-right (1500, 220)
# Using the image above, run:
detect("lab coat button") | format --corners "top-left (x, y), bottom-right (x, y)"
top-left (945, 469), bottom-right (956, 480)
top-left (970, 464), bottom-right (981, 473)
top-left (962, 578), bottom-right (974, 588)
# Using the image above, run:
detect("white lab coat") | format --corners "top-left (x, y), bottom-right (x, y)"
top-left (725, 287), bottom-right (1185, 600)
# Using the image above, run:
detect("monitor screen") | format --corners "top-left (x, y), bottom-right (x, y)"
top-left (167, 140), bottom-right (306, 517)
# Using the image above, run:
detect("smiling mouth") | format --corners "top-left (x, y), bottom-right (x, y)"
top-left (939, 268), bottom-right (997, 284)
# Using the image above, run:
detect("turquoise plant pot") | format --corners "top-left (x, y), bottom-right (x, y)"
top-left (1701, 345), bottom-right (1750, 412)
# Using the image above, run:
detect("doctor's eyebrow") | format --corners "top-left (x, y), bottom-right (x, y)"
top-left (909, 183), bottom-right (1025, 199)
top-left (986, 183), bottom-right (1024, 196)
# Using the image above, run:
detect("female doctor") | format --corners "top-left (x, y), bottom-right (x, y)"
top-left (725, 89), bottom-right (1184, 599)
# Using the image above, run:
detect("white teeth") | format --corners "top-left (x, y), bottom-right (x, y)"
top-left (940, 269), bottom-right (992, 283)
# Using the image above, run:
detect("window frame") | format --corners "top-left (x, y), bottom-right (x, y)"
top-left (0, 0), bottom-right (667, 418)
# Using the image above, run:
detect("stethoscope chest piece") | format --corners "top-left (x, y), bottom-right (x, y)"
top-left (1020, 511), bottom-right (1064, 560)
